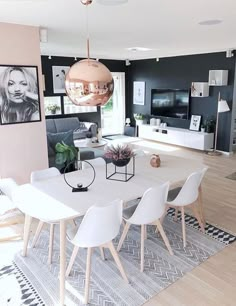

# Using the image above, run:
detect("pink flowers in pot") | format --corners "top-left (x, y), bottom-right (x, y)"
top-left (104, 144), bottom-right (135, 161)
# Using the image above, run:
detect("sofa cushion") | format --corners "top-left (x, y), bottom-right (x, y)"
top-left (47, 130), bottom-right (74, 156)
top-left (46, 119), bottom-right (57, 133)
top-left (54, 118), bottom-right (80, 133)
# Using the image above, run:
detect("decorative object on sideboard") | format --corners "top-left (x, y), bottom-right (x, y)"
top-left (150, 154), bottom-right (161, 168)
top-left (65, 0), bottom-right (114, 106)
top-left (104, 144), bottom-right (135, 181)
top-left (207, 93), bottom-right (230, 156)
top-left (134, 113), bottom-right (145, 125)
top-left (64, 160), bottom-right (96, 192)
top-left (189, 115), bottom-right (201, 131)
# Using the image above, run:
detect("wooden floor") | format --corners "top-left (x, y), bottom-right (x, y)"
top-left (1, 140), bottom-right (236, 305)
top-left (139, 142), bottom-right (236, 306)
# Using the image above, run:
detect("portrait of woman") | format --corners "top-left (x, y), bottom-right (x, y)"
top-left (0, 65), bottom-right (41, 125)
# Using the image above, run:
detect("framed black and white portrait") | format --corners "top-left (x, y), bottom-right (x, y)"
top-left (52, 66), bottom-right (70, 94)
top-left (133, 81), bottom-right (145, 105)
top-left (0, 65), bottom-right (41, 125)
top-left (189, 115), bottom-right (201, 131)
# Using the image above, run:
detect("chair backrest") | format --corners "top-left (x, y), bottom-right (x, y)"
top-left (167, 167), bottom-right (208, 206)
top-left (0, 178), bottom-right (18, 200)
top-left (30, 167), bottom-right (60, 183)
top-left (71, 199), bottom-right (123, 248)
top-left (128, 181), bottom-right (170, 225)
top-left (82, 157), bottom-right (106, 169)
top-left (0, 195), bottom-right (16, 215)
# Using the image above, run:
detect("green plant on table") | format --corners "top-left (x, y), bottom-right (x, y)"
top-left (55, 141), bottom-right (79, 166)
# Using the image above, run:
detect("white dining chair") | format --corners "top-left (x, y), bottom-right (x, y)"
top-left (166, 167), bottom-right (208, 247)
top-left (66, 199), bottom-right (129, 305)
top-left (0, 178), bottom-right (18, 200)
top-left (31, 167), bottom-right (61, 265)
top-left (117, 182), bottom-right (173, 272)
top-left (0, 178), bottom-right (21, 240)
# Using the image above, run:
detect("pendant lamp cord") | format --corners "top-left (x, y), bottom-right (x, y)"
top-left (86, 3), bottom-right (90, 60)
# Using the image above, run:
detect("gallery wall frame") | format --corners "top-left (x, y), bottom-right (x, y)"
top-left (52, 66), bottom-right (70, 94)
top-left (133, 81), bottom-right (145, 105)
top-left (189, 115), bottom-right (201, 131)
top-left (0, 65), bottom-right (41, 125)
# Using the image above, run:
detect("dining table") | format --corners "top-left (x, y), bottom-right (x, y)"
top-left (12, 154), bottom-right (205, 306)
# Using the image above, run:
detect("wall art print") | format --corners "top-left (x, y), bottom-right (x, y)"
top-left (52, 66), bottom-right (70, 94)
top-left (189, 115), bottom-right (201, 131)
top-left (133, 81), bottom-right (145, 105)
top-left (0, 65), bottom-right (41, 125)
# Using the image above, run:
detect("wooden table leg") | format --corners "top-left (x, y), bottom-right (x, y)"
top-left (22, 214), bottom-right (32, 257)
top-left (59, 220), bottom-right (66, 306)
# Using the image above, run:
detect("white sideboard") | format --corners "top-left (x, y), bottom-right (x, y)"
top-left (138, 124), bottom-right (214, 150)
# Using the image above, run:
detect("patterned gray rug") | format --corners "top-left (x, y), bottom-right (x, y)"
top-left (9, 209), bottom-right (235, 306)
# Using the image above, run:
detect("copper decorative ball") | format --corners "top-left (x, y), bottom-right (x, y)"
top-left (65, 59), bottom-right (114, 106)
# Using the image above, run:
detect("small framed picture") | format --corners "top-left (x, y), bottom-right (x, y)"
top-left (189, 115), bottom-right (201, 131)
top-left (0, 65), bottom-right (41, 125)
top-left (52, 66), bottom-right (70, 93)
top-left (133, 81), bottom-right (145, 105)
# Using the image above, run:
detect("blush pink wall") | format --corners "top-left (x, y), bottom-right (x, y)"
top-left (0, 22), bottom-right (48, 184)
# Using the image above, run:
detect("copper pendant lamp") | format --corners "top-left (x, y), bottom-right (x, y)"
top-left (65, 0), bottom-right (114, 106)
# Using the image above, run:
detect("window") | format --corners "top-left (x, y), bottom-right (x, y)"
top-left (63, 96), bottom-right (97, 114)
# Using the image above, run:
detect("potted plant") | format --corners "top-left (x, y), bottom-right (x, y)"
top-left (55, 141), bottom-right (79, 173)
top-left (134, 113), bottom-right (145, 125)
top-left (104, 144), bottom-right (135, 167)
top-left (46, 104), bottom-right (60, 115)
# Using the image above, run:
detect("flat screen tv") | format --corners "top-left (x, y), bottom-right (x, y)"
top-left (151, 89), bottom-right (190, 119)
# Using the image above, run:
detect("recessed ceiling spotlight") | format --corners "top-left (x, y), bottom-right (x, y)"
top-left (198, 19), bottom-right (222, 26)
top-left (97, 0), bottom-right (128, 5)
top-left (127, 47), bottom-right (151, 52)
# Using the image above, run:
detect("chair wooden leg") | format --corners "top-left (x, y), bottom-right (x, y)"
top-left (107, 242), bottom-right (129, 283)
top-left (117, 222), bottom-right (130, 252)
top-left (155, 219), bottom-right (174, 255)
top-left (48, 224), bottom-right (55, 265)
top-left (191, 202), bottom-right (205, 233)
top-left (174, 207), bottom-right (179, 221)
top-left (141, 224), bottom-right (145, 272)
top-left (66, 245), bottom-right (79, 277)
top-left (84, 247), bottom-right (93, 305)
top-left (198, 185), bottom-right (206, 226)
top-left (31, 220), bottom-right (44, 248)
top-left (22, 214), bottom-right (32, 257)
top-left (181, 206), bottom-right (186, 248)
top-left (99, 247), bottom-right (105, 260)
top-left (144, 224), bottom-right (147, 240)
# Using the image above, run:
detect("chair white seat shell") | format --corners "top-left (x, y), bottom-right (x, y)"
top-left (117, 181), bottom-right (173, 272)
top-left (166, 167), bottom-right (208, 247)
top-left (66, 199), bottom-right (128, 305)
top-left (30, 167), bottom-right (61, 265)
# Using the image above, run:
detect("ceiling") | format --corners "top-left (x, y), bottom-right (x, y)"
top-left (0, 0), bottom-right (236, 61)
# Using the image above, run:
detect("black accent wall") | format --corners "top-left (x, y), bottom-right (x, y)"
top-left (41, 55), bottom-right (127, 127)
top-left (127, 52), bottom-right (235, 152)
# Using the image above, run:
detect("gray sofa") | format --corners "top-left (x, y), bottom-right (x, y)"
top-left (46, 117), bottom-right (97, 140)
top-left (46, 117), bottom-right (104, 170)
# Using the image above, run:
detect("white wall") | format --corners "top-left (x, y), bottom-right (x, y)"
top-left (0, 22), bottom-right (48, 183)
